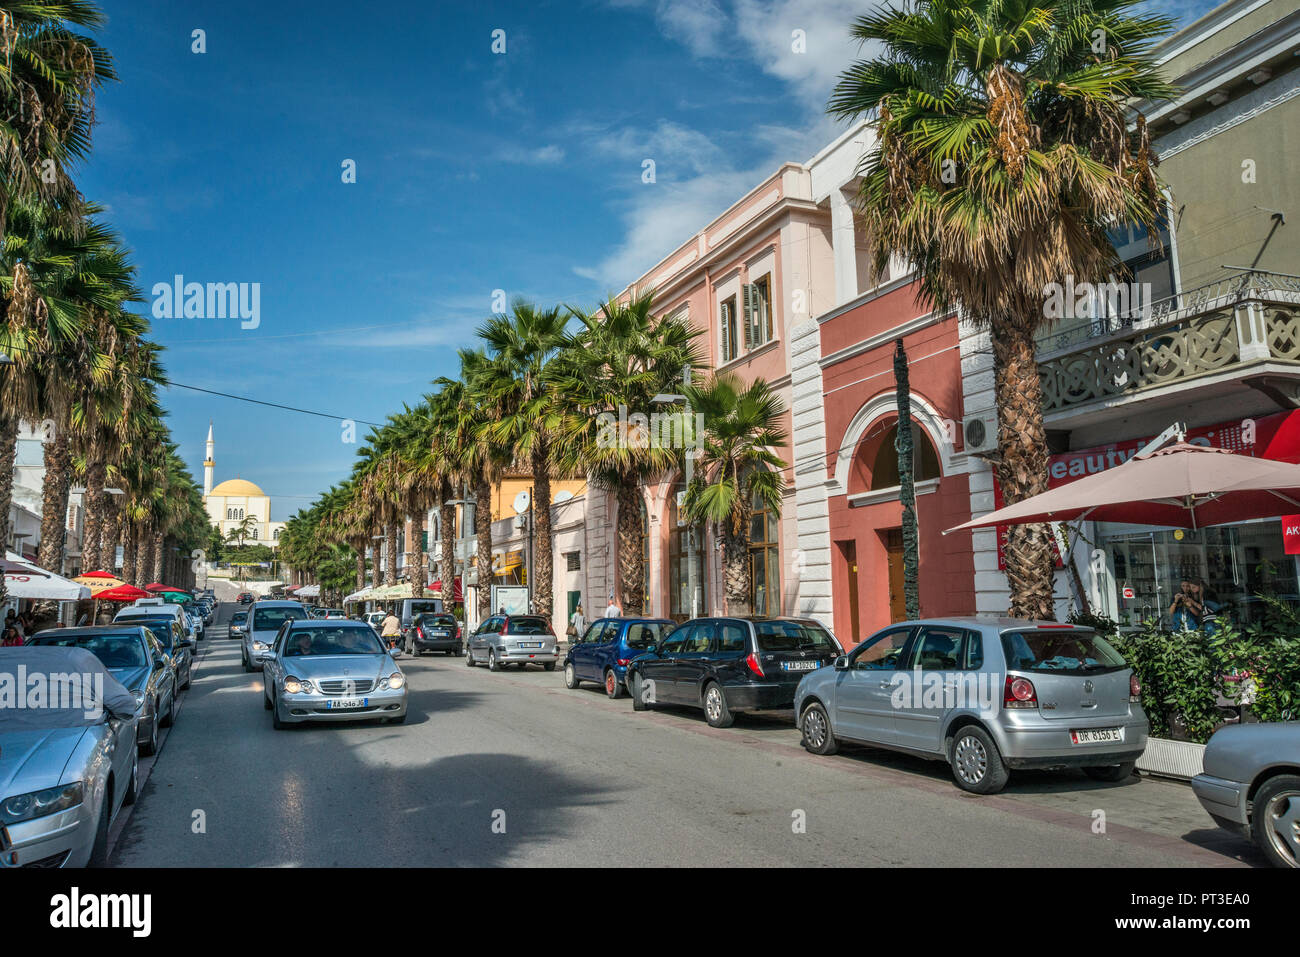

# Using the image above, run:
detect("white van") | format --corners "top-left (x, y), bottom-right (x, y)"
top-left (115, 599), bottom-right (197, 641)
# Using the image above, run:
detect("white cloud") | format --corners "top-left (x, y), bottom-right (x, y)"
top-left (497, 143), bottom-right (566, 165)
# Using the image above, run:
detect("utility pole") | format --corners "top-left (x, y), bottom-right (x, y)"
top-left (894, 339), bottom-right (920, 620)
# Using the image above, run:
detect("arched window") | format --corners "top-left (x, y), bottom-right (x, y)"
top-left (865, 422), bottom-right (941, 491)
top-left (226, 508), bottom-right (233, 520)
top-left (748, 471), bottom-right (780, 616)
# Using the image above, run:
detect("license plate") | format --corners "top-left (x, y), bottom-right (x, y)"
top-left (430, 629), bottom-right (449, 637)
top-left (781, 660), bottom-right (819, 671)
top-left (327, 698), bottom-right (367, 710)
top-left (1071, 727), bottom-right (1123, 744)
top-left (519, 641), bottom-right (543, 648)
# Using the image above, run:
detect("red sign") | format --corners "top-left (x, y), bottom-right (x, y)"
top-left (1284, 515), bottom-right (1300, 555)
top-left (992, 409), bottom-right (1300, 568)
top-left (1122, 586), bottom-right (1136, 599)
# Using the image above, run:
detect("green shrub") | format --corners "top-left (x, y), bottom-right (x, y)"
top-left (1109, 622), bottom-right (1224, 742)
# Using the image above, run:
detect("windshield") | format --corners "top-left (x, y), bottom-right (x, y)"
top-left (252, 607), bottom-right (308, 631)
top-left (1001, 630), bottom-right (1127, 674)
top-left (415, 614), bottom-right (456, 627)
top-left (30, 633), bottom-right (148, 669)
top-left (507, 616), bottom-right (550, 635)
top-left (129, 618), bottom-right (176, 650)
top-left (232, 613), bottom-right (247, 625)
top-left (405, 600), bottom-right (442, 617)
top-left (282, 627), bottom-right (385, 657)
top-left (625, 621), bottom-right (671, 649)
top-left (754, 620), bottom-right (840, 653)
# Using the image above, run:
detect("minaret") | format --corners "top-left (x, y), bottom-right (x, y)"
top-left (203, 421), bottom-right (214, 498)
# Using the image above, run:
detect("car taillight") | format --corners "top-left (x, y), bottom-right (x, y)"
top-left (1129, 673), bottom-right (1141, 702)
top-left (616, 658), bottom-right (630, 667)
top-left (746, 652), bottom-right (765, 678)
top-left (1004, 675), bottom-right (1037, 709)
top-left (416, 626), bottom-right (425, 640)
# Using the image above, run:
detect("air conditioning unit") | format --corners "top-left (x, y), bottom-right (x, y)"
top-left (962, 411), bottom-right (999, 456)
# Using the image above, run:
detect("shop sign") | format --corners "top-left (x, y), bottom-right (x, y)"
top-left (1283, 515), bottom-right (1300, 555)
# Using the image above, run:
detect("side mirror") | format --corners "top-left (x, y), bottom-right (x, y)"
top-left (833, 655), bottom-right (849, 671)
top-left (645, 642), bottom-right (658, 655)
top-left (181, 638), bottom-right (195, 648)
top-left (153, 654), bottom-right (165, 669)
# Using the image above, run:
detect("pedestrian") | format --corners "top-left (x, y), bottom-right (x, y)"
top-left (568, 603), bottom-right (585, 640)
top-left (1169, 580), bottom-right (1203, 631)
top-left (380, 608), bottom-right (401, 653)
top-left (1, 625), bottom-right (21, 647)
top-left (604, 594), bottom-right (621, 618)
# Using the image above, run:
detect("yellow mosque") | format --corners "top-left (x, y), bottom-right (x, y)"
top-left (201, 423), bottom-right (286, 548)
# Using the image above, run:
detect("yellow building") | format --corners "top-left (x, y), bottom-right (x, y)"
top-left (201, 424), bottom-right (286, 548)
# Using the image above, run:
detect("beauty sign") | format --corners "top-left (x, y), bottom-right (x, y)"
top-left (1283, 515), bottom-right (1300, 555)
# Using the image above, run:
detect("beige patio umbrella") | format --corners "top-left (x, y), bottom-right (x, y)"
top-left (945, 443), bottom-right (1300, 534)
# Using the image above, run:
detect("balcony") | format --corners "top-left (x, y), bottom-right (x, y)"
top-left (1037, 271), bottom-right (1300, 425)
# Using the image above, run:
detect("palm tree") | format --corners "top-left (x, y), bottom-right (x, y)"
top-left (0, 1), bottom-right (116, 236)
top-left (682, 373), bottom-right (788, 616)
top-left (551, 289), bottom-right (703, 616)
top-left (828, 0), bottom-right (1176, 618)
top-left (425, 385), bottom-right (461, 614)
top-left (478, 300), bottom-right (569, 622)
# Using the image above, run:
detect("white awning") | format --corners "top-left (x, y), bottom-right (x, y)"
top-left (3, 552), bottom-right (91, 601)
top-left (296, 584), bottom-right (320, 598)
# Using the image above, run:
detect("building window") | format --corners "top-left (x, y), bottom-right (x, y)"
top-left (564, 551), bottom-right (581, 572)
top-left (669, 485), bottom-right (708, 621)
top-left (744, 275), bottom-right (773, 350)
top-left (720, 295), bottom-right (738, 362)
top-left (869, 423), bottom-right (942, 490)
top-left (749, 475), bottom-right (780, 616)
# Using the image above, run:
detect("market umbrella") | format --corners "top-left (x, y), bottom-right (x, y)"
top-left (945, 443), bottom-right (1300, 533)
top-left (146, 583), bottom-right (192, 596)
top-left (73, 572), bottom-right (130, 596)
top-left (93, 584), bottom-right (150, 602)
top-left (3, 552), bottom-right (91, 600)
top-left (429, 578), bottom-right (463, 601)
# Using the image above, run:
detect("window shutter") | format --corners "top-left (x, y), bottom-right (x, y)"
top-left (720, 303), bottom-right (730, 361)
top-left (742, 284), bottom-right (754, 351)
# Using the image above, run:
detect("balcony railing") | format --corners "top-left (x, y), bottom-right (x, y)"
top-left (1038, 271), bottom-right (1300, 414)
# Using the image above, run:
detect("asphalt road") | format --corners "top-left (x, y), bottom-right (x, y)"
top-left (108, 602), bottom-right (1264, 867)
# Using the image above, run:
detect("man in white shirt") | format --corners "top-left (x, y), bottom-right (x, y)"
top-left (604, 594), bottom-right (621, 618)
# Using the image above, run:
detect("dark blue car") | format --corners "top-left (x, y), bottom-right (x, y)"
top-left (563, 617), bottom-right (674, 698)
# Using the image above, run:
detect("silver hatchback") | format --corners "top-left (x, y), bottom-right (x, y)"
top-left (793, 618), bottom-right (1148, 794)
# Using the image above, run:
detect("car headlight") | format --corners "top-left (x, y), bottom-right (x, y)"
top-left (378, 672), bottom-right (404, 691)
top-left (253, 641), bottom-right (269, 651)
top-left (130, 689), bottom-right (145, 706)
top-left (282, 676), bottom-right (314, 694)
top-left (0, 782), bottom-right (84, 825)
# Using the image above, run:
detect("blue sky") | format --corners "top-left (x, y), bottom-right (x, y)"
top-left (82, 0), bottom-right (1218, 520)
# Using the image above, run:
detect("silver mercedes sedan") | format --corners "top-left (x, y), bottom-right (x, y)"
top-left (0, 646), bottom-right (138, 868)
top-left (262, 620), bottom-right (407, 727)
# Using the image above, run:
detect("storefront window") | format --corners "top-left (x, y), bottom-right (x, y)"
top-left (669, 486), bottom-right (707, 621)
top-left (749, 479), bottom-right (780, 616)
top-left (1105, 521), bottom-right (1300, 630)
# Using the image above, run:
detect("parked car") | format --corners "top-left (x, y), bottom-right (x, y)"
top-left (0, 646), bottom-right (138, 867)
top-left (465, 614), bottom-right (557, 671)
top-left (792, 618), bottom-right (1148, 794)
top-left (397, 598), bottom-right (444, 645)
top-left (1192, 721), bottom-right (1300, 868)
top-left (627, 617), bottom-right (843, 725)
top-left (407, 612), bottom-right (461, 656)
top-left (115, 598), bottom-right (196, 642)
top-left (28, 625), bottom-right (178, 757)
top-left (229, 610), bottom-right (248, 641)
top-left (124, 615), bottom-right (194, 690)
top-left (262, 620), bottom-right (407, 727)
top-left (241, 600), bottom-right (309, 672)
top-left (564, 617), bottom-right (673, 698)
top-left (363, 611), bottom-right (385, 634)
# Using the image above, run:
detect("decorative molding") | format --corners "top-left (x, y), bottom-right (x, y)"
top-left (1157, 73), bottom-right (1300, 160)
top-left (846, 477), bottom-right (940, 508)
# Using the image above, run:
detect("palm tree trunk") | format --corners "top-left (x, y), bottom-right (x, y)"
top-left (411, 510), bottom-right (427, 597)
top-left (531, 442), bottom-right (554, 622)
top-left (721, 520), bottom-right (752, 615)
top-left (894, 339), bottom-right (921, 619)
top-left (122, 522), bottom-right (137, 585)
top-left (152, 532), bottom-right (164, 584)
top-left (616, 480), bottom-right (644, 616)
top-left (81, 457), bottom-right (106, 572)
top-left (384, 522), bottom-right (398, 586)
top-left (37, 425), bottom-right (73, 577)
top-left (439, 496), bottom-right (456, 612)
top-left (475, 475), bottom-right (492, 620)
top-left (0, 415), bottom-right (18, 604)
top-left (991, 311), bottom-right (1056, 620)
top-left (103, 508), bottom-right (122, 573)
top-left (354, 542), bottom-right (365, 591)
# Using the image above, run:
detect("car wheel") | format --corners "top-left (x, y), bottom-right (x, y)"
top-left (159, 692), bottom-right (175, 729)
top-left (1252, 774), bottom-right (1300, 868)
top-left (702, 682), bottom-right (734, 728)
top-left (123, 751), bottom-right (139, 806)
top-left (488, 650), bottom-right (500, 672)
top-left (542, 662), bottom-right (555, 672)
top-left (800, 702), bottom-right (838, 756)
top-left (181, 667), bottom-right (191, 691)
top-left (631, 672), bottom-right (650, 711)
top-left (949, 725), bottom-right (1010, 794)
top-left (139, 710), bottom-right (159, 757)
top-left (446, 649), bottom-right (454, 657)
top-left (243, 653), bottom-right (253, 673)
top-left (264, 686), bottom-right (273, 710)
top-left (271, 691), bottom-right (286, 730)
top-left (1082, 761), bottom-right (1136, 783)
top-left (465, 648), bottom-right (476, 667)
top-left (388, 712), bottom-right (407, 725)
top-left (88, 791), bottom-right (112, 867)
top-left (564, 662), bottom-right (580, 689)
top-left (605, 668), bottom-right (625, 699)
